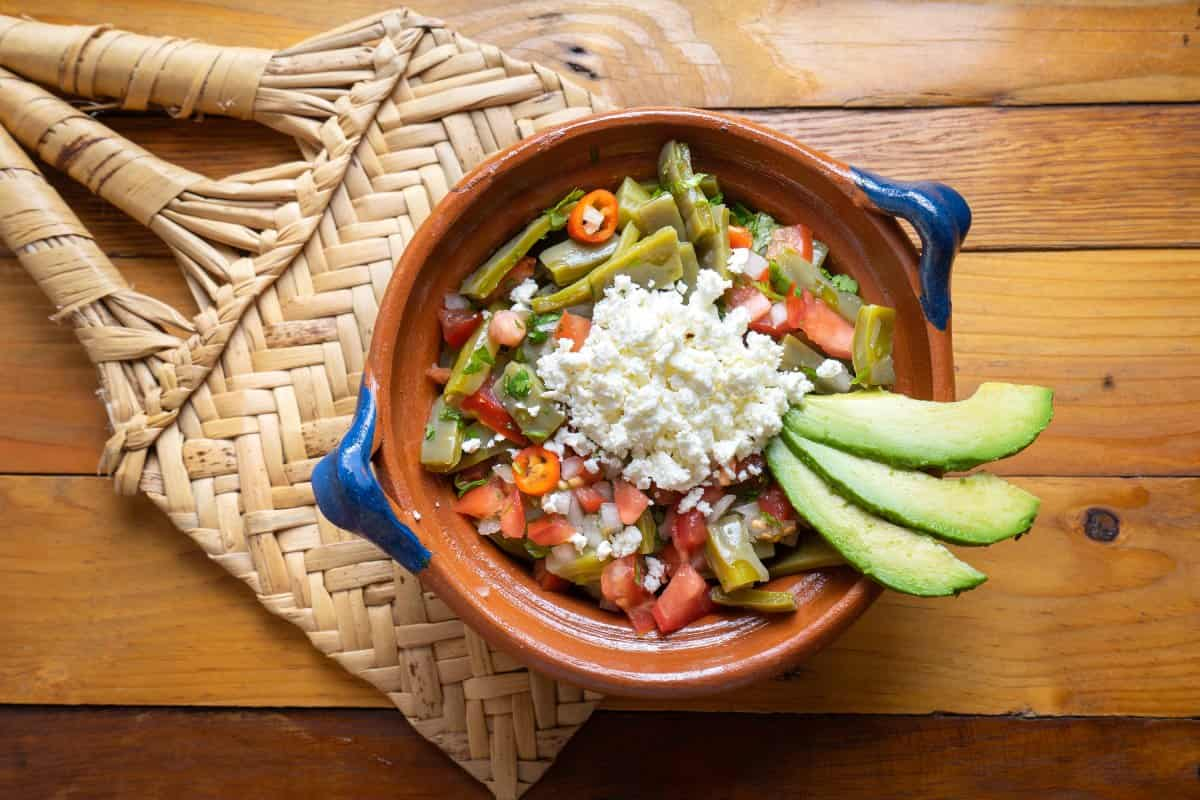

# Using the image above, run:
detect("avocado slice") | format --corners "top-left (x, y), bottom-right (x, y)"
top-left (783, 431), bottom-right (1039, 546)
top-left (783, 382), bottom-right (1053, 471)
top-left (765, 438), bottom-right (986, 596)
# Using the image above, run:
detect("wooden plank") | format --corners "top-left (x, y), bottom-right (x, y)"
top-left (12, 2), bottom-right (1198, 108)
top-left (5, 249), bottom-right (1197, 477)
top-left (0, 707), bottom-right (1195, 799)
top-left (4, 106), bottom-right (1196, 255)
top-left (1, 475), bottom-right (1197, 716)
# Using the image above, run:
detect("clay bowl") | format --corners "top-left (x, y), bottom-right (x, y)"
top-left (314, 107), bottom-right (968, 697)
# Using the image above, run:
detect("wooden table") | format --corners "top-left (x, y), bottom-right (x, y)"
top-left (1, 1), bottom-right (1198, 796)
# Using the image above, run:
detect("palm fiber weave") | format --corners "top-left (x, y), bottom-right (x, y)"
top-left (0, 9), bottom-right (612, 798)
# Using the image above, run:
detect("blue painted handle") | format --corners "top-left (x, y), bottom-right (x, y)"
top-left (312, 382), bottom-right (431, 572)
top-left (850, 168), bottom-right (971, 331)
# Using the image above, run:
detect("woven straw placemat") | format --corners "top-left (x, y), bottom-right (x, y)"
top-left (0, 9), bottom-right (613, 798)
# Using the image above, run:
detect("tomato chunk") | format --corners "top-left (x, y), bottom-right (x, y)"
top-left (534, 559), bottom-right (571, 593)
top-left (488, 309), bottom-right (527, 347)
top-left (574, 485), bottom-right (605, 513)
top-left (652, 563), bottom-right (716, 634)
top-left (437, 306), bottom-right (482, 349)
top-left (613, 480), bottom-right (651, 525)
top-left (728, 224), bottom-right (753, 249)
top-left (527, 515), bottom-right (576, 546)
top-left (602, 555), bottom-right (658, 635)
top-left (727, 284), bottom-right (771, 322)
top-left (748, 301), bottom-right (791, 337)
top-left (799, 289), bottom-right (854, 359)
top-left (498, 483), bottom-right (526, 539)
top-left (555, 312), bottom-right (591, 352)
top-left (672, 509), bottom-right (708, 555)
top-left (461, 379), bottom-right (528, 445)
top-left (453, 480), bottom-right (506, 518)
top-left (766, 224), bottom-right (813, 263)
top-left (757, 484), bottom-right (797, 522)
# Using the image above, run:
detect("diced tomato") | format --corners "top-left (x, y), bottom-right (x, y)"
top-left (453, 480), bottom-right (506, 518)
top-left (512, 446), bottom-right (561, 496)
top-left (482, 256), bottom-right (536, 305)
top-left (726, 284), bottom-right (771, 322)
top-left (602, 555), bottom-right (658, 635)
top-left (461, 379), bottom-right (528, 445)
top-left (785, 284), bottom-right (804, 329)
top-left (748, 301), bottom-right (791, 337)
top-left (488, 309), bottom-right (527, 347)
top-left (534, 559), bottom-right (571, 593)
top-left (613, 480), bottom-right (651, 525)
top-left (766, 224), bottom-right (814, 263)
top-left (651, 487), bottom-right (682, 507)
top-left (799, 289), bottom-right (854, 359)
top-left (426, 364), bottom-right (451, 384)
top-left (757, 484), bottom-right (797, 522)
top-left (561, 455), bottom-right (602, 487)
top-left (499, 483), bottom-right (526, 538)
top-left (661, 538), bottom-right (706, 577)
top-left (437, 306), bottom-right (482, 349)
top-left (555, 312), bottom-right (591, 352)
top-left (527, 515), bottom-right (576, 546)
top-left (672, 509), bottom-right (708, 555)
top-left (652, 563), bottom-right (716, 634)
top-left (728, 224), bottom-right (753, 250)
top-left (574, 485), bottom-right (605, 513)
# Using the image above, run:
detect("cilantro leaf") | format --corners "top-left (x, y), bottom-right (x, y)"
top-left (731, 202), bottom-right (755, 227)
top-left (648, 185), bottom-right (667, 200)
top-left (524, 540), bottom-right (552, 559)
top-left (544, 188), bottom-right (585, 230)
top-left (424, 424), bottom-right (435, 441)
top-left (439, 405), bottom-right (464, 424)
top-left (709, 190), bottom-right (724, 205)
top-left (526, 311), bottom-right (562, 344)
top-left (827, 271), bottom-right (859, 295)
top-left (504, 367), bottom-right (533, 400)
top-left (461, 345), bottom-right (494, 375)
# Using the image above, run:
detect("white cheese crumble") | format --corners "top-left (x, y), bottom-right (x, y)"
top-left (610, 525), bottom-right (643, 559)
top-left (677, 487), bottom-right (704, 513)
top-left (461, 438), bottom-right (482, 454)
top-left (568, 532), bottom-right (588, 552)
top-left (726, 247), bottom-right (750, 274)
top-left (536, 270), bottom-right (812, 492)
top-left (596, 540), bottom-right (613, 560)
top-left (509, 278), bottom-right (538, 311)
top-left (816, 358), bottom-right (847, 380)
top-left (642, 556), bottom-right (666, 593)
top-left (541, 490), bottom-right (572, 516)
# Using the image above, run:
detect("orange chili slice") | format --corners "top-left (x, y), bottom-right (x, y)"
top-left (566, 189), bottom-right (619, 244)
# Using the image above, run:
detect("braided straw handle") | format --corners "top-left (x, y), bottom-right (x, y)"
top-left (0, 14), bottom-right (423, 490)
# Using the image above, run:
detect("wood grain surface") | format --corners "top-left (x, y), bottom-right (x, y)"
top-left (2, 707), bottom-right (1197, 799)
top-left (2, 474), bottom-right (1196, 716)
top-left (9, 1), bottom-right (1199, 108)
top-left (6, 248), bottom-right (1198, 477)
top-left (5, 105), bottom-right (1197, 258)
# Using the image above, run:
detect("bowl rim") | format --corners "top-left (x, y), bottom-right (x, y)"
top-left (364, 106), bottom-right (952, 696)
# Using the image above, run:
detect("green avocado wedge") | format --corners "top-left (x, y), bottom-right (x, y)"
top-left (782, 431), bottom-right (1039, 546)
top-left (765, 438), bottom-right (987, 597)
top-left (783, 382), bottom-right (1053, 471)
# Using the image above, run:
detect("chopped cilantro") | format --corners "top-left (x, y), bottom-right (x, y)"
top-left (732, 203), bottom-right (778, 254)
top-left (439, 405), bottom-right (464, 424)
top-left (648, 185), bottom-right (667, 200)
top-left (526, 310), bottom-right (562, 344)
top-left (681, 172), bottom-right (708, 191)
top-left (424, 424), bottom-right (435, 441)
top-left (461, 345), bottom-right (494, 375)
top-left (826, 270), bottom-right (859, 295)
top-left (504, 367), bottom-right (533, 400)
top-left (454, 474), bottom-right (488, 496)
top-left (759, 511), bottom-right (783, 528)
top-left (544, 188), bottom-right (585, 230)
top-left (709, 190), bottom-right (724, 205)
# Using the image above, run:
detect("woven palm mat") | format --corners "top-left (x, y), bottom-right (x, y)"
top-left (0, 9), bottom-right (613, 798)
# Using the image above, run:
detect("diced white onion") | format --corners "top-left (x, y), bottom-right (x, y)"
top-left (443, 292), bottom-right (471, 310)
top-left (706, 493), bottom-right (736, 523)
top-left (594, 481), bottom-right (614, 501)
top-left (567, 492), bottom-right (586, 531)
top-left (582, 515), bottom-right (603, 547)
top-left (581, 204), bottom-right (605, 234)
top-left (477, 518), bottom-right (501, 536)
top-left (768, 301), bottom-right (788, 328)
top-left (732, 501), bottom-right (761, 520)
top-left (745, 250), bottom-right (769, 280)
top-left (599, 502), bottom-right (622, 535)
top-left (492, 464), bottom-right (514, 484)
top-left (561, 456), bottom-right (584, 481)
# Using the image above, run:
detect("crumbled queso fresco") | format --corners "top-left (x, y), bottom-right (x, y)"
top-left (536, 270), bottom-right (813, 492)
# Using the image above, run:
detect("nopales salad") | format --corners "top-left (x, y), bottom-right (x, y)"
top-left (421, 140), bottom-right (1053, 635)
